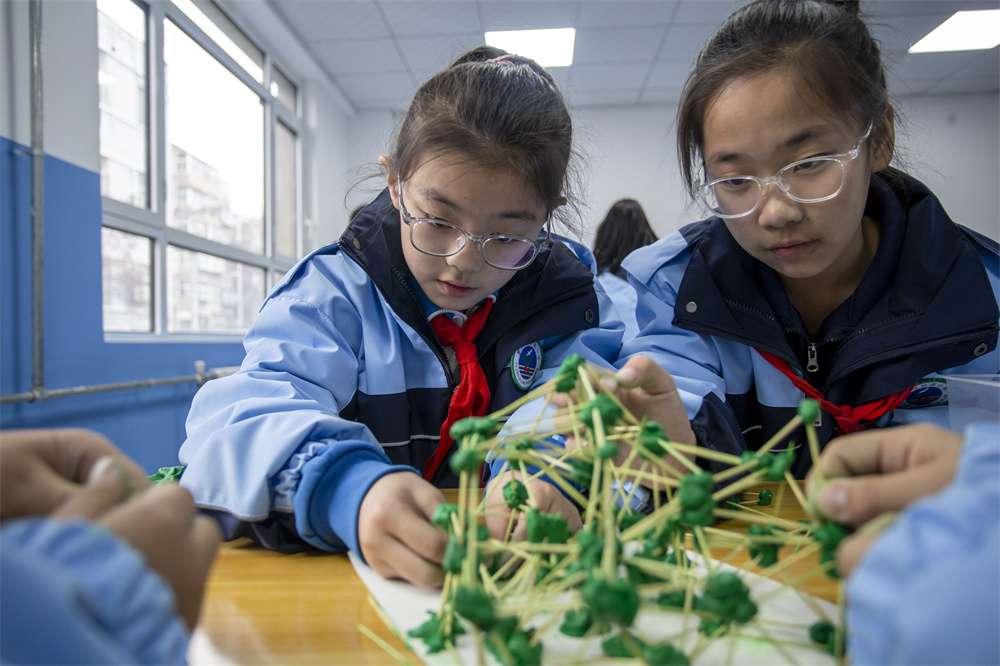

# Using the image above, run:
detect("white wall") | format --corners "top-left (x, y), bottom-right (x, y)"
top-left (2, 0), bottom-right (100, 169)
top-left (343, 93), bottom-right (999, 247)
top-left (896, 94), bottom-right (1000, 239)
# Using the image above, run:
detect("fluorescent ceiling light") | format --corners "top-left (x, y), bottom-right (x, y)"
top-left (909, 10), bottom-right (1000, 53)
top-left (485, 28), bottom-right (575, 67)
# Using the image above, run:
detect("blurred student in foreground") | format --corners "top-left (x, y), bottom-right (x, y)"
top-left (0, 428), bottom-right (219, 665)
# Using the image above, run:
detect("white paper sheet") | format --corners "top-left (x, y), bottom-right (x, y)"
top-left (350, 550), bottom-right (840, 665)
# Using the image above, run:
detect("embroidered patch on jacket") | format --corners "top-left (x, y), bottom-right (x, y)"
top-left (899, 376), bottom-right (949, 408)
top-left (510, 343), bottom-right (543, 391)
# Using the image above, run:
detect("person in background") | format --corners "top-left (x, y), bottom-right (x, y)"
top-left (593, 198), bottom-right (658, 341)
top-left (807, 422), bottom-right (999, 665)
top-left (0, 428), bottom-right (219, 665)
top-left (617, 0), bottom-right (999, 478)
top-left (179, 46), bottom-right (625, 588)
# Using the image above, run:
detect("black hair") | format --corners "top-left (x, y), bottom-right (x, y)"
top-left (383, 45), bottom-right (580, 233)
top-left (677, 0), bottom-right (894, 193)
top-left (592, 198), bottom-right (658, 276)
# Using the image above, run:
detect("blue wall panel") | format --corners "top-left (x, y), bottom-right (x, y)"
top-left (1, 136), bottom-right (248, 472)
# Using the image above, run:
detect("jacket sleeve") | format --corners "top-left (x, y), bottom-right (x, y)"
top-left (617, 238), bottom-right (748, 462)
top-left (486, 278), bottom-right (624, 489)
top-left (0, 518), bottom-right (190, 665)
top-left (179, 254), bottom-right (416, 554)
top-left (846, 422), bottom-right (1000, 665)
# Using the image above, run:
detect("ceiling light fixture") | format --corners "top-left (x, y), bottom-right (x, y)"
top-left (909, 10), bottom-right (1000, 53)
top-left (484, 28), bottom-right (575, 67)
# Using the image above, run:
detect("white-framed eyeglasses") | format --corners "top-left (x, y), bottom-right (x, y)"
top-left (397, 187), bottom-right (540, 270)
top-left (693, 122), bottom-right (873, 219)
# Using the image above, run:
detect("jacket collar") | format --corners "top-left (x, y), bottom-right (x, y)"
top-left (674, 171), bottom-right (999, 397)
top-left (339, 188), bottom-right (598, 344)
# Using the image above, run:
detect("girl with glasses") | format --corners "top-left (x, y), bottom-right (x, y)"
top-left (177, 46), bottom-right (626, 587)
top-left (617, 0), bottom-right (999, 479)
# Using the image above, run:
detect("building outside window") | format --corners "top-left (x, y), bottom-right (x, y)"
top-left (98, 0), bottom-right (301, 337)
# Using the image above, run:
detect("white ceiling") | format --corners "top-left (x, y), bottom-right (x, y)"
top-left (265, 0), bottom-right (1000, 113)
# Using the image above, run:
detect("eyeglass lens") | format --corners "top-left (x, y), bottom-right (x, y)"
top-left (411, 220), bottom-right (536, 269)
top-left (704, 157), bottom-right (847, 218)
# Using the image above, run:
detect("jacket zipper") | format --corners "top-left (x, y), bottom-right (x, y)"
top-left (391, 266), bottom-right (457, 392)
top-left (806, 343), bottom-right (819, 374)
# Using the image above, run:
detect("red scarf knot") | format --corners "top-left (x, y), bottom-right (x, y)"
top-left (424, 298), bottom-right (494, 481)
top-left (756, 349), bottom-right (914, 436)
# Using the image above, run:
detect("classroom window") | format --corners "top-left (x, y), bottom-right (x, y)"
top-left (98, 0), bottom-right (148, 209)
top-left (101, 228), bottom-right (153, 333)
top-left (98, 0), bottom-right (302, 339)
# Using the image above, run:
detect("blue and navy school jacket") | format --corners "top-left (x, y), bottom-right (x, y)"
top-left (620, 171), bottom-right (1000, 477)
top-left (179, 189), bottom-right (623, 553)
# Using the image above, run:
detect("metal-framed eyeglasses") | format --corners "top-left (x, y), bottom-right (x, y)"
top-left (397, 188), bottom-right (541, 270)
top-left (693, 122), bottom-right (873, 219)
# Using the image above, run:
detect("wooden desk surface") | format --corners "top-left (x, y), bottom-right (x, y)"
top-left (192, 484), bottom-right (839, 665)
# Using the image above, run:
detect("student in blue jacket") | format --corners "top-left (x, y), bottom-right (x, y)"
top-left (619, 0), bottom-right (1000, 476)
top-left (1, 428), bottom-right (219, 665)
top-left (808, 422), bottom-right (1000, 665)
top-left (179, 46), bottom-right (624, 587)
top-left (593, 198), bottom-right (658, 341)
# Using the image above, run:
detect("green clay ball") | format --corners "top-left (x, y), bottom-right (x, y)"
top-left (454, 586), bottom-right (495, 629)
top-left (443, 538), bottom-right (465, 573)
top-left (757, 488), bottom-right (773, 506)
top-left (506, 631), bottom-right (542, 666)
top-left (449, 447), bottom-right (486, 473)
top-left (809, 620), bottom-right (836, 645)
top-left (557, 353), bottom-right (586, 376)
top-left (503, 479), bottom-right (529, 510)
top-left (797, 398), bottom-right (821, 424)
top-left (597, 441), bottom-right (619, 459)
top-left (554, 374), bottom-right (577, 393)
top-left (580, 393), bottom-right (624, 430)
top-left (431, 503), bottom-right (458, 530)
top-left (582, 577), bottom-right (640, 627)
top-left (657, 590), bottom-right (686, 609)
top-left (644, 642), bottom-right (691, 666)
top-left (449, 416), bottom-right (500, 440)
top-left (601, 633), bottom-right (646, 659)
top-left (558, 609), bottom-right (592, 637)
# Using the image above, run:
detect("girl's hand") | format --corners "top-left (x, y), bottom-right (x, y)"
top-left (0, 428), bottom-right (151, 520)
top-left (483, 469), bottom-right (582, 543)
top-left (805, 423), bottom-right (963, 575)
top-left (611, 355), bottom-right (696, 447)
top-left (357, 472), bottom-right (449, 588)
top-left (556, 355), bottom-right (696, 485)
top-left (2, 429), bottom-right (222, 630)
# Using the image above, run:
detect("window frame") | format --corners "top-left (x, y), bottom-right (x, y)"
top-left (100, 0), bottom-right (302, 342)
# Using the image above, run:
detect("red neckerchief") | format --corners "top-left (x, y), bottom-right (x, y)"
top-left (425, 298), bottom-right (494, 481)
top-left (756, 349), bottom-right (914, 435)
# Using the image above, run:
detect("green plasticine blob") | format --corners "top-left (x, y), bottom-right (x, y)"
top-left (454, 586), bottom-right (496, 629)
top-left (431, 503), bottom-right (459, 530)
top-left (449, 447), bottom-right (486, 473)
top-left (797, 398), bottom-right (821, 424)
top-left (443, 537), bottom-right (465, 573)
top-left (601, 632), bottom-right (646, 659)
top-left (582, 577), bottom-right (640, 627)
top-left (149, 465), bottom-right (185, 484)
top-left (558, 608), bottom-right (592, 638)
top-left (450, 416), bottom-right (500, 440)
top-left (757, 488), bottom-right (773, 506)
top-left (503, 479), bottom-right (529, 510)
top-left (580, 393), bottom-right (624, 430)
top-left (678, 471), bottom-right (716, 527)
top-left (644, 642), bottom-right (691, 666)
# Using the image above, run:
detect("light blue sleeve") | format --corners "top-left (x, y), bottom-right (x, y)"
top-left (619, 236), bottom-right (732, 418)
top-left (597, 271), bottom-right (639, 342)
top-left (179, 254), bottom-right (408, 552)
top-left (0, 518), bottom-right (190, 665)
top-left (847, 421), bottom-right (1000, 665)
